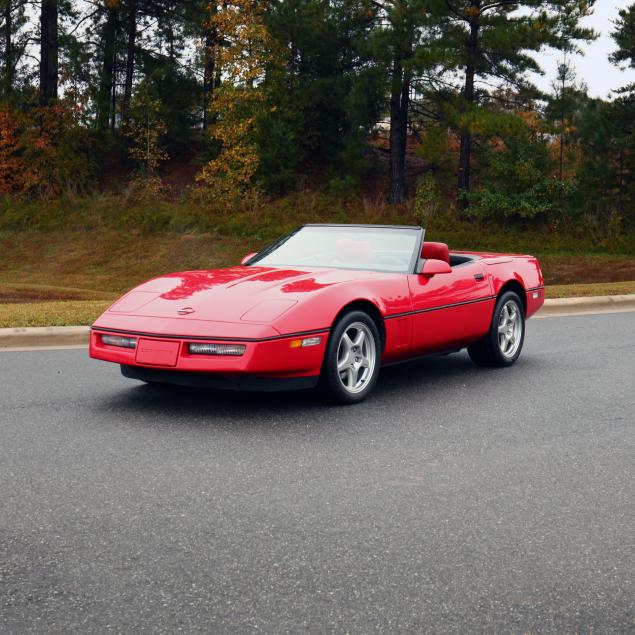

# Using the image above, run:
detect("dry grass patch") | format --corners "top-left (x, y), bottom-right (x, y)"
top-left (0, 300), bottom-right (112, 328)
top-left (546, 281), bottom-right (635, 298)
top-left (0, 283), bottom-right (116, 303)
top-left (539, 255), bottom-right (635, 286)
top-left (2, 229), bottom-right (635, 293)
top-left (0, 230), bottom-right (250, 294)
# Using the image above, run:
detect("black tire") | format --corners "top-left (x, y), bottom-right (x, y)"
top-left (468, 290), bottom-right (525, 367)
top-left (321, 310), bottom-right (381, 404)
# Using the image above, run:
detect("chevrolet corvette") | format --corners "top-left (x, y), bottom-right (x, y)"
top-left (90, 224), bottom-right (544, 403)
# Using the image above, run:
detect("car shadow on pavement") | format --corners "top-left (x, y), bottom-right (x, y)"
top-left (91, 351), bottom-right (539, 427)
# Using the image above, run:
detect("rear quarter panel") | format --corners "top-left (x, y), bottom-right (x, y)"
top-left (481, 255), bottom-right (544, 318)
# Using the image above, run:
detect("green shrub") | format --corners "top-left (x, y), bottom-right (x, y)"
top-left (414, 174), bottom-right (443, 225)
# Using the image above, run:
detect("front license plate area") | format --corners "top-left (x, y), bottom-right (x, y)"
top-left (135, 339), bottom-right (180, 367)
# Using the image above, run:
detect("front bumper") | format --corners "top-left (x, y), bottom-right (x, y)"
top-left (120, 364), bottom-right (319, 391)
top-left (89, 326), bottom-right (328, 387)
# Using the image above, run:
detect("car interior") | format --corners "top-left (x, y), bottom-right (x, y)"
top-left (422, 241), bottom-right (478, 268)
top-left (331, 239), bottom-right (479, 271)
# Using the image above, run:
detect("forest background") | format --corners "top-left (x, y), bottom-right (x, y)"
top-left (1, 0), bottom-right (634, 326)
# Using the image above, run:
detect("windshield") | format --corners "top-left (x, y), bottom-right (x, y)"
top-left (249, 226), bottom-right (421, 274)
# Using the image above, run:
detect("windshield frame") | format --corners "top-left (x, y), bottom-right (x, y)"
top-left (245, 224), bottom-right (425, 275)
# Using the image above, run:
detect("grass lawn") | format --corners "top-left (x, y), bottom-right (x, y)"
top-left (2, 228), bottom-right (635, 292)
top-left (0, 300), bottom-right (113, 328)
top-left (547, 281), bottom-right (635, 298)
top-left (0, 230), bottom-right (247, 295)
top-left (1, 228), bottom-right (633, 327)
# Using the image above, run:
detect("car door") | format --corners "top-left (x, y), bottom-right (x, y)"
top-left (407, 261), bottom-right (494, 354)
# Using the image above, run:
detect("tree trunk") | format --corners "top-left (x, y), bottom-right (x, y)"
top-left (618, 145), bottom-right (625, 216)
top-left (39, 0), bottom-right (58, 105)
top-left (3, 1), bottom-right (12, 98)
top-left (388, 57), bottom-right (410, 204)
top-left (457, 4), bottom-right (480, 206)
top-left (558, 73), bottom-right (565, 182)
top-left (122, 0), bottom-right (137, 125)
top-left (110, 27), bottom-right (118, 132)
top-left (202, 28), bottom-right (217, 131)
top-left (214, 54), bottom-right (222, 90)
top-left (167, 23), bottom-right (175, 62)
top-left (97, 4), bottom-right (118, 130)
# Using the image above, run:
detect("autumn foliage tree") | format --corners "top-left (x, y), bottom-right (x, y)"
top-left (23, 101), bottom-right (93, 196)
top-left (0, 105), bottom-right (25, 192)
top-left (197, 0), bottom-right (282, 197)
top-left (0, 99), bottom-right (92, 196)
top-left (123, 84), bottom-right (169, 176)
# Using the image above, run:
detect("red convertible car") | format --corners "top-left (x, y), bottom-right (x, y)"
top-left (90, 224), bottom-right (544, 403)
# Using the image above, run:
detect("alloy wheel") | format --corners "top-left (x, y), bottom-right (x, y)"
top-left (497, 300), bottom-right (523, 358)
top-left (336, 322), bottom-right (376, 394)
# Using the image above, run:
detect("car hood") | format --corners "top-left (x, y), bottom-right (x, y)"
top-left (106, 266), bottom-right (360, 323)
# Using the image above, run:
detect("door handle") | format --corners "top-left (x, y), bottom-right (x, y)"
top-left (474, 273), bottom-right (485, 281)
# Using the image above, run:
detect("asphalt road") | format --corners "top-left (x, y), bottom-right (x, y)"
top-left (1, 313), bottom-right (633, 634)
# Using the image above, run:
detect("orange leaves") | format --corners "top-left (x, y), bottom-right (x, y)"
top-left (462, 5), bottom-right (480, 20)
top-left (0, 101), bottom-right (92, 197)
top-left (208, 0), bottom-right (280, 87)
top-left (0, 107), bottom-right (26, 194)
top-left (33, 136), bottom-right (49, 150)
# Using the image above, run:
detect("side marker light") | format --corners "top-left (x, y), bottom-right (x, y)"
top-left (290, 336), bottom-right (322, 349)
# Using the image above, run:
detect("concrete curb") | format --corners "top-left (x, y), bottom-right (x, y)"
top-left (538, 294), bottom-right (635, 317)
top-left (1, 294), bottom-right (634, 349)
top-left (0, 326), bottom-right (90, 349)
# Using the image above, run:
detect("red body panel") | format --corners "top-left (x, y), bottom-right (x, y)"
top-left (90, 249), bottom-right (544, 382)
top-left (407, 260), bottom-right (493, 354)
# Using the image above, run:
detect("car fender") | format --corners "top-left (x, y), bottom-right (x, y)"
top-left (271, 276), bottom-right (413, 357)
top-left (483, 256), bottom-right (544, 318)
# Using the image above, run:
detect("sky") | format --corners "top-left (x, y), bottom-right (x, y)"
top-left (531, 1), bottom-right (635, 98)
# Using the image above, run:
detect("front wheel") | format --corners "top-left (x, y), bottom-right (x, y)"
top-left (321, 311), bottom-right (381, 404)
top-left (468, 291), bottom-right (525, 367)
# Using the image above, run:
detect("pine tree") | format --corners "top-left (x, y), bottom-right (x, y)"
top-left (611, 3), bottom-right (635, 73)
top-left (0, 0), bottom-right (28, 99)
top-left (364, 0), bottom-right (446, 203)
top-left (437, 0), bottom-right (596, 208)
top-left (544, 59), bottom-right (586, 184)
top-left (263, 0), bottom-right (384, 193)
top-left (39, 0), bottom-right (59, 104)
top-left (94, 0), bottom-right (121, 131)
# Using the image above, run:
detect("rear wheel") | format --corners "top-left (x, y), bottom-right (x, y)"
top-left (321, 311), bottom-right (381, 404)
top-left (468, 291), bottom-right (525, 367)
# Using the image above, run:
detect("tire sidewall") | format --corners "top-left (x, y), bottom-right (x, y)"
top-left (490, 291), bottom-right (525, 366)
top-left (322, 310), bottom-right (381, 404)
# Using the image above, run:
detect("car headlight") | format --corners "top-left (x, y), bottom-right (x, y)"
top-left (188, 343), bottom-right (246, 356)
top-left (101, 335), bottom-right (137, 348)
